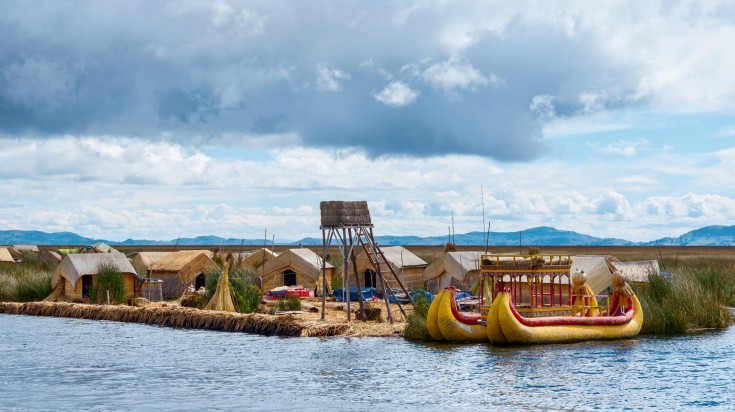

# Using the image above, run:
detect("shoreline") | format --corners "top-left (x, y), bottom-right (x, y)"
top-left (0, 301), bottom-right (405, 338)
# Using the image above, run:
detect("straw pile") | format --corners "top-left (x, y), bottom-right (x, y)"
top-left (204, 262), bottom-right (235, 312)
top-left (320, 200), bottom-right (371, 227)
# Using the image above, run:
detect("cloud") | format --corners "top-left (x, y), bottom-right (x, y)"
top-left (421, 56), bottom-right (500, 93)
top-left (316, 64), bottom-right (350, 92)
top-left (372, 81), bottom-right (419, 107)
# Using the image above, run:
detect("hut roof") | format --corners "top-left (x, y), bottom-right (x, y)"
top-left (37, 251), bottom-right (62, 267)
top-left (612, 260), bottom-right (660, 283)
top-left (13, 245), bottom-right (39, 252)
top-left (423, 251), bottom-right (483, 282)
top-left (79, 242), bottom-right (117, 253)
top-left (372, 246), bottom-right (427, 268)
top-left (53, 252), bottom-right (136, 291)
top-left (127, 252), bottom-right (171, 270)
top-left (149, 250), bottom-right (220, 283)
top-left (238, 248), bottom-right (279, 268)
top-left (571, 255), bottom-right (620, 295)
top-left (0, 247), bottom-right (15, 263)
top-left (258, 248), bottom-right (333, 281)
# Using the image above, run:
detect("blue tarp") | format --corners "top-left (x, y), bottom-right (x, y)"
top-left (387, 289), bottom-right (434, 304)
top-left (333, 287), bottom-right (378, 302)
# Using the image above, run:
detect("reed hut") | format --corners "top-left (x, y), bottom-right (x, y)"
top-left (7, 245), bottom-right (39, 260)
top-left (127, 252), bottom-right (171, 272)
top-left (0, 247), bottom-right (15, 265)
top-left (423, 251), bottom-right (484, 294)
top-left (236, 248), bottom-right (278, 269)
top-left (612, 260), bottom-right (661, 285)
top-left (257, 248), bottom-right (334, 294)
top-left (80, 242), bottom-right (118, 253)
top-left (351, 246), bottom-right (427, 291)
top-left (52, 252), bottom-right (139, 300)
top-left (149, 251), bottom-right (220, 299)
top-left (36, 250), bottom-right (63, 269)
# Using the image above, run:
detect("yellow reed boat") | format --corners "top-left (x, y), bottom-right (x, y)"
top-left (426, 253), bottom-right (644, 345)
top-left (486, 291), bottom-right (643, 345)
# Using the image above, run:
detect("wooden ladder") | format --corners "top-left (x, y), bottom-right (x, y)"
top-left (354, 226), bottom-right (414, 323)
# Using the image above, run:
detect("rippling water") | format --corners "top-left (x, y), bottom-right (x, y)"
top-left (2, 314), bottom-right (734, 411)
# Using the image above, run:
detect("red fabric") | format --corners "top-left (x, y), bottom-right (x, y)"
top-left (446, 288), bottom-right (481, 325)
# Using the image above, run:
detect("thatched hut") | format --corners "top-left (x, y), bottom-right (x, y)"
top-left (7, 245), bottom-right (39, 260)
top-left (257, 248), bottom-right (334, 294)
top-left (127, 251), bottom-right (171, 272)
top-left (36, 250), bottom-right (63, 269)
top-left (149, 251), bottom-right (220, 299)
top-left (52, 252), bottom-right (139, 300)
top-left (0, 247), bottom-right (15, 265)
top-left (351, 246), bottom-right (428, 291)
top-left (612, 260), bottom-right (661, 285)
top-left (80, 242), bottom-right (118, 253)
top-left (236, 248), bottom-right (278, 269)
top-left (423, 251), bottom-right (484, 294)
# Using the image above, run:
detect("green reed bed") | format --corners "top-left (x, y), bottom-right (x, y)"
top-left (0, 264), bottom-right (52, 302)
top-left (636, 258), bottom-right (735, 335)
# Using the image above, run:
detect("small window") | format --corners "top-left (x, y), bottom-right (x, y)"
top-left (283, 269), bottom-right (297, 286)
top-left (364, 269), bottom-right (377, 288)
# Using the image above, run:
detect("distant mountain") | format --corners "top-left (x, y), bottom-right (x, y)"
top-left (645, 225), bottom-right (735, 246)
top-left (2, 225), bottom-right (734, 247)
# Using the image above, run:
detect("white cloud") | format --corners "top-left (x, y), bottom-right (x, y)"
top-left (372, 81), bottom-right (418, 107)
top-left (715, 125), bottom-right (735, 137)
top-left (599, 139), bottom-right (649, 157)
top-left (422, 56), bottom-right (500, 93)
top-left (316, 64), bottom-right (350, 92)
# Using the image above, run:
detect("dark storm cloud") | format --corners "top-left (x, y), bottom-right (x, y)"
top-left (0, 1), bottom-right (639, 161)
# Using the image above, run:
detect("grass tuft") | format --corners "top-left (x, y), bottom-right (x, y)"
top-left (403, 290), bottom-right (432, 342)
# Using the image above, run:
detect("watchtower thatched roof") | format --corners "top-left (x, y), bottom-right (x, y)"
top-left (320, 200), bottom-right (371, 227)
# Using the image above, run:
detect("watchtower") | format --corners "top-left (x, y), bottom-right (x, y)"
top-left (319, 201), bottom-right (413, 323)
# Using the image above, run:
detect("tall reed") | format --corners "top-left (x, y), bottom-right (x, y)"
top-left (637, 258), bottom-right (734, 334)
top-left (0, 263), bottom-right (52, 302)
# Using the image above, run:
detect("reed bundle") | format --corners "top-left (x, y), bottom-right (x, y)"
top-left (0, 301), bottom-right (322, 337)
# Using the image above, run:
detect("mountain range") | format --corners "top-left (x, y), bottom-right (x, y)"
top-left (1, 225), bottom-right (735, 247)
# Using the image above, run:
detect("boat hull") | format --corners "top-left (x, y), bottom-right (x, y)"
top-left (428, 287), bottom-right (488, 343)
top-left (487, 292), bottom-right (643, 345)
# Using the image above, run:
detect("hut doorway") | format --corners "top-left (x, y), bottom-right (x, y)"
top-left (194, 273), bottom-right (206, 290)
top-left (81, 275), bottom-right (93, 299)
top-left (364, 269), bottom-right (377, 288)
top-left (283, 269), bottom-right (297, 286)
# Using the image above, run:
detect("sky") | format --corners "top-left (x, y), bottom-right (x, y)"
top-left (1, 0), bottom-right (735, 243)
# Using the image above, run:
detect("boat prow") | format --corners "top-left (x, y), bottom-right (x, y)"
top-left (488, 291), bottom-right (643, 345)
top-left (427, 287), bottom-right (488, 343)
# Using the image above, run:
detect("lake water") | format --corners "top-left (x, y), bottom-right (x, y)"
top-left (2, 313), bottom-right (734, 411)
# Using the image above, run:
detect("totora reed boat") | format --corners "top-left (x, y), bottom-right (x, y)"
top-left (426, 253), bottom-right (643, 345)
